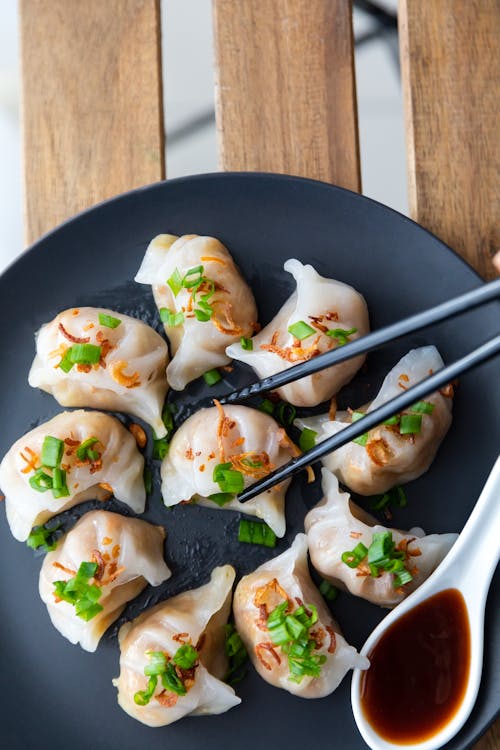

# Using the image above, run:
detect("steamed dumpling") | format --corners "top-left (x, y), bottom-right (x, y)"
top-left (114, 565), bottom-right (240, 726)
top-left (227, 259), bottom-right (369, 407)
top-left (233, 534), bottom-right (368, 697)
top-left (296, 347), bottom-right (453, 495)
top-left (135, 234), bottom-right (258, 390)
top-left (0, 410), bottom-right (146, 542)
top-left (28, 307), bottom-right (169, 437)
top-left (161, 403), bottom-right (298, 537)
top-left (305, 469), bottom-right (457, 608)
top-left (39, 510), bottom-right (171, 652)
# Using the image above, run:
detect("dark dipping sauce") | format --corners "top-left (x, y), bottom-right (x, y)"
top-left (360, 588), bottom-right (470, 745)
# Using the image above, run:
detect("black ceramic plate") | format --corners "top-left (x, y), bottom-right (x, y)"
top-left (0, 174), bottom-right (498, 750)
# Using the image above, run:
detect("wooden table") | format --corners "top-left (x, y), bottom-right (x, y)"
top-left (18, 1), bottom-right (499, 747)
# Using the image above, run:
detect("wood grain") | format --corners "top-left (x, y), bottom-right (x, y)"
top-left (19, 0), bottom-right (165, 245)
top-left (399, 0), bottom-right (499, 280)
top-left (213, 0), bottom-right (360, 190)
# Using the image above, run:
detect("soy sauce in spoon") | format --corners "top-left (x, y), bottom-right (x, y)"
top-left (360, 588), bottom-right (470, 744)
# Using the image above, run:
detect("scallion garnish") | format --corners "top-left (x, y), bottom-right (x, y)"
top-left (98, 313), bottom-right (121, 329)
top-left (53, 561), bottom-right (104, 621)
top-left (224, 623), bottom-right (248, 685)
top-left (266, 599), bottom-right (325, 683)
top-left (351, 411), bottom-right (369, 446)
top-left (26, 523), bottom-right (60, 552)
top-left (167, 268), bottom-right (183, 297)
top-left (159, 308), bottom-right (185, 327)
top-left (76, 437), bottom-right (99, 462)
top-left (238, 519), bottom-right (276, 547)
top-left (182, 265), bottom-right (204, 289)
top-left (68, 343), bottom-right (101, 365)
top-left (153, 439), bottom-right (169, 460)
top-left (41, 435), bottom-right (64, 468)
top-left (152, 403), bottom-right (176, 460)
top-left (319, 579), bottom-right (338, 602)
top-left (240, 337), bottom-right (253, 350)
top-left (29, 469), bottom-right (53, 493)
top-left (134, 644), bottom-right (199, 706)
top-left (326, 327), bottom-right (358, 346)
top-left (213, 463), bottom-right (244, 494)
top-left (399, 413), bottom-right (422, 435)
top-left (203, 368), bottom-right (222, 386)
top-left (370, 485), bottom-right (407, 512)
top-left (52, 467), bottom-right (70, 498)
top-left (299, 428), bottom-right (317, 452)
top-left (341, 531), bottom-right (413, 588)
top-left (409, 400), bottom-right (435, 415)
top-left (276, 402), bottom-right (297, 427)
top-left (207, 492), bottom-right (234, 506)
top-left (258, 398), bottom-right (275, 415)
top-left (143, 466), bottom-right (152, 494)
top-left (287, 320), bottom-right (316, 340)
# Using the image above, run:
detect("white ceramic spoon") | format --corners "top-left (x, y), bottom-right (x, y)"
top-left (351, 455), bottom-right (500, 750)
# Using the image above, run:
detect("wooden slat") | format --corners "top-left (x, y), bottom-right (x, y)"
top-left (399, 0), bottom-right (499, 280)
top-left (213, 0), bottom-right (360, 191)
top-left (20, 0), bottom-right (165, 245)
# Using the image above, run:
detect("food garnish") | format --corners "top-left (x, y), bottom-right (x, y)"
top-left (341, 531), bottom-right (415, 588)
top-left (133, 644), bottom-right (199, 706)
top-left (238, 519), bottom-right (277, 547)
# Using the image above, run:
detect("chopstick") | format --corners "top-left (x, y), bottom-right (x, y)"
top-left (236, 333), bottom-right (500, 503)
top-left (219, 278), bottom-right (500, 405)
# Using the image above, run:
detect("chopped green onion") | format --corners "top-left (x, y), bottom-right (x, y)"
top-left (161, 403), bottom-right (175, 438)
top-left (29, 469), bottom-right (53, 492)
top-left (409, 400), bottom-right (435, 415)
top-left (207, 492), bottom-right (234, 506)
top-left (341, 542), bottom-right (368, 568)
top-left (159, 308), bottom-right (185, 327)
top-left (213, 466), bottom-right (244, 494)
top-left (238, 519), bottom-right (277, 547)
top-left (144, 651), bottom-right (167, 676)
top-left (134, 675), bottom-right (158, 706)
top-left (370, 485), bottom-right (407, 511)
top-left (153, 438), bottom-right (168, 460)
top-left (41, 435), bottom-right (64, 468)
top-left (241, 456), bottom-right (263, 468)
top-left (299, 428), bottom-right (317, 452)
top-left (167, 268), bottom-right (183, 296)
top-left (53, 561), bottom-right (103, 621)
top-left (161, 663), bottom-right (187, 696)
top-left (224, 623), bottom-right (248, 685)
top-left (58, 349), bottom-right (74, 373)
top-left (287, 320), bottom-right (316, 340)
top-left (326, 327), bottom-right (358, 346)
top-left (400, 413), bottom-right (423, 435)
top-left (76, 437), bottom-right (99, 461)
top-left (276, 402), bottom-right (296, 427)
top-left (394, 569), bottom-right (414, 587)
top-left (182, 265), bottom-right (204, 289)
top-left (258, 398), bottom-right (275, 415)
top-left (367, 531), bottom-right (394, 565)
top-left (351, 411), bottom-right (369, 446)
top-left (98, 313), bottom-right (121, 329)
top-left (383, 415), bottom-right (400, 425)
top-left (52, 467), bottom-right (70, 498)
top-left (143, 467), bottom-right (152, 494)
top-left (173, 644), bottom-right (199, 670)
top-left (240, 337), bottom-right (253, 350)
top-left (26, 523), bottom-right (60, 552)
top-left (319, 579), bottom-right (338, 602)
top-left (68, 343), bottom-right (102, 364)
top-left (194, 307), bottom-right (212, 322)
top-left (203, 368), bottom-right (222, 386)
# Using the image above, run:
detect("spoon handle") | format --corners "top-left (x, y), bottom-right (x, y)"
top-left (443, 455), bottom-right (500, 591)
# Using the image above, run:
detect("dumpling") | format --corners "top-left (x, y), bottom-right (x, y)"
top-left (161, 403), bottom-right (298, 537)
top-left (233, 534), bottom-right (368, 697)
top-left (305, 469), bottom-right (457, 608)
top-left (0, 410), bottom-right (146, 542)
top-left (39, 510), bottom-right (171, 652)
top-left (226, 259), bottom-right (369, 407)
top-left (135, 234), bottom-right (258, 390)
top-left (28, 307), bottom-right (169, 437)
top-left (113, 565), bottom-right (240, 726)
top-left (296, 347), bottom-right (453, 495)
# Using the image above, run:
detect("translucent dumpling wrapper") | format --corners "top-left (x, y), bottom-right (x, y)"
top-left (161, 403), bottom-right (298, 537)
top-left (305, 469), bottom-right (458, 608)
top-left (113, 565), bottom-right (240, 726)
top-left (28, 307), bottom-right (169, 437)
top-left (226, 259), bottom-right (369, 407)
top-left (0, 410), bottom-right (146, 542)
top-left (135, 234), bottom-right (258, 390)
top-left (233, 534), bottom-right (368, 697)
top-left (39, 511), bottom-right (171, 652)
top-left (295, 346), bottom-right (453, 495)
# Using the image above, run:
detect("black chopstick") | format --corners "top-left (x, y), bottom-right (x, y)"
top-left (219, 278), bottom-right (500, 405)
top-left (236, 333), bottom-right (500, 503)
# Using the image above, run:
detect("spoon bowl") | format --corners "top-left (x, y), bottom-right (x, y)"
top-left (351, 455), bottom-right (500, 750)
